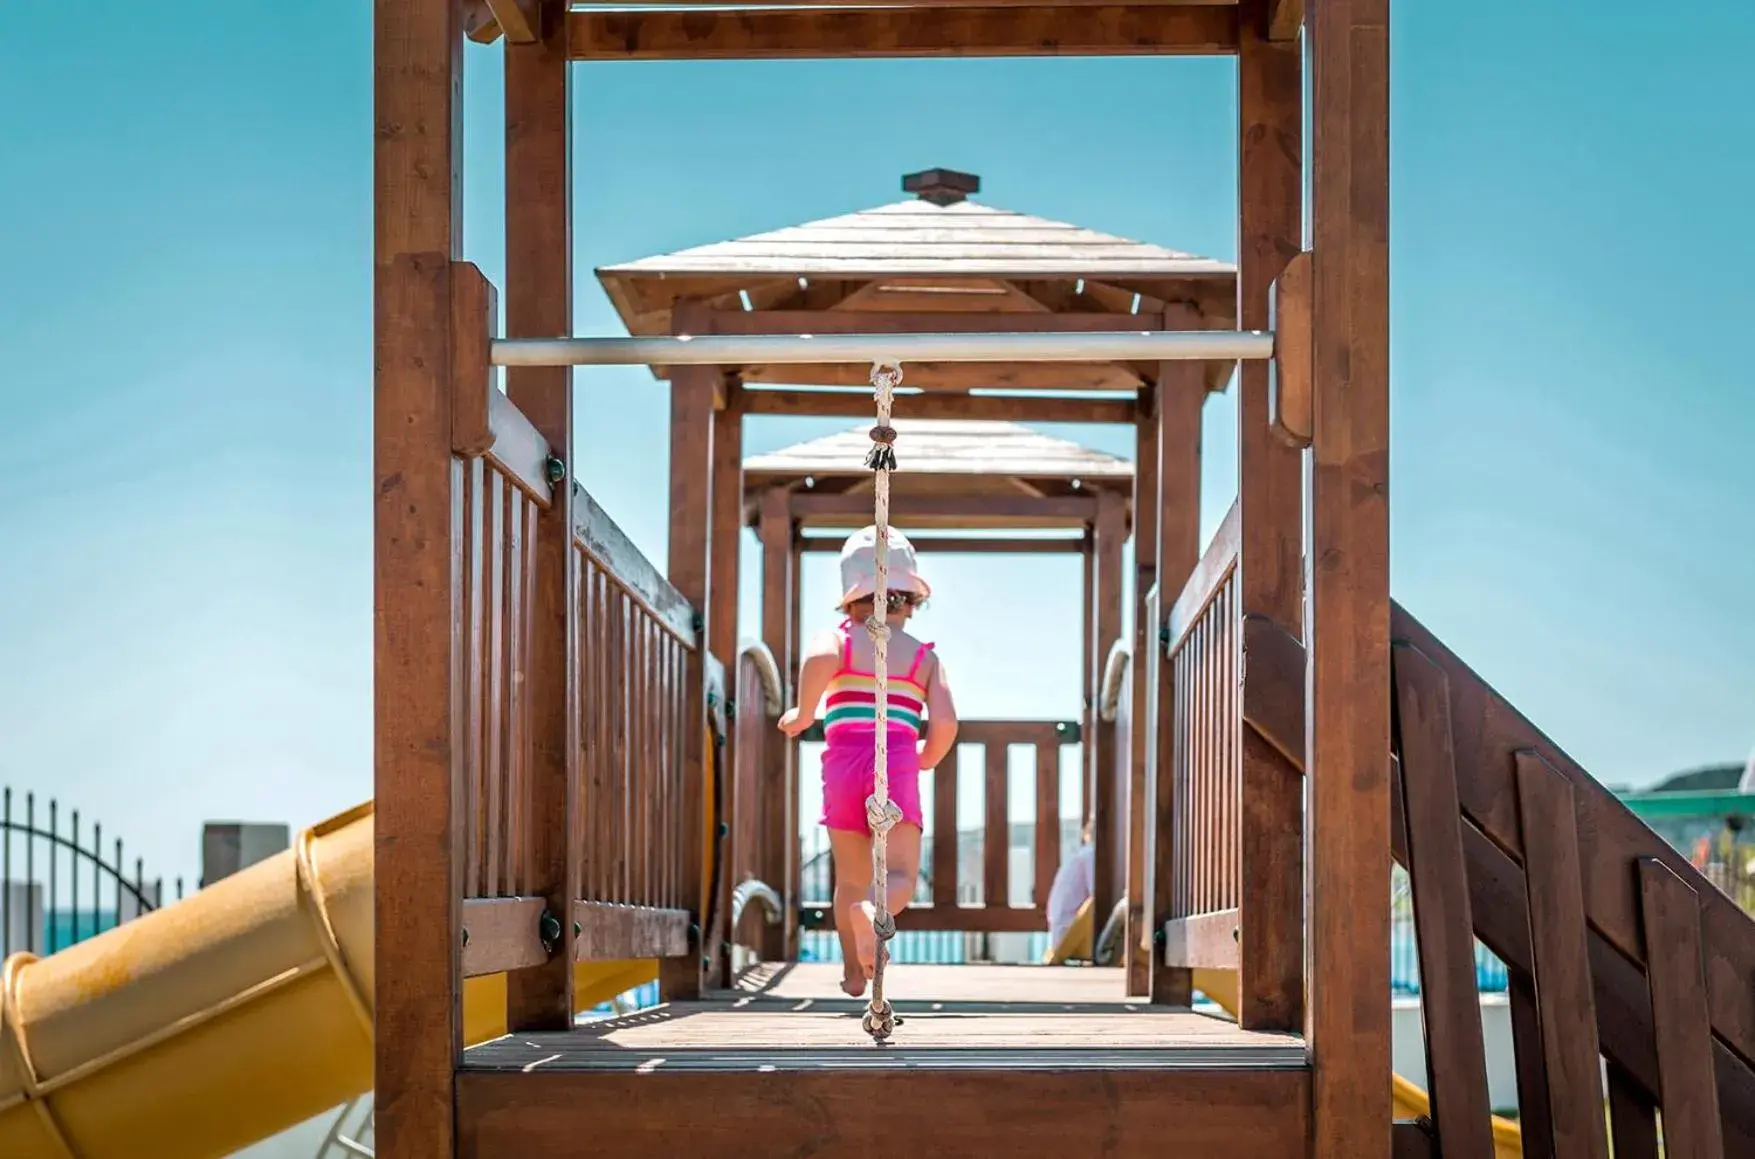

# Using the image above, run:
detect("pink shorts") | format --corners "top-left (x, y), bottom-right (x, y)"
top-left (820, 728), bottom-right (924, 835)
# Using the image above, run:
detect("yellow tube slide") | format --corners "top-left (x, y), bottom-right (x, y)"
top-left (0, 802), bottom-right (656, 1159)
top-left (1046, 899), bottom-right (1523, 1158)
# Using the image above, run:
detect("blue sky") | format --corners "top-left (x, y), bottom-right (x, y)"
top-left (2, 1), bottom-right (1751, 892)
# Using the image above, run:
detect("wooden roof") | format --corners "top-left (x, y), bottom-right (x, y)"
top-left (596, 170), bottom-right (1237, 395)
top-left (743, 419), bottom-right (1132, 532)
top-left (600, 198), bottom-right (1230, 281)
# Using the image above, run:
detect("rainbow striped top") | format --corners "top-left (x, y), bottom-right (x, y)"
top-left (822, 619), bottom-right (933, 741)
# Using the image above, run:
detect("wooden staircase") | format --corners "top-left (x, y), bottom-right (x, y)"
top-left (1391, 603), bottom-right (1753, 1159)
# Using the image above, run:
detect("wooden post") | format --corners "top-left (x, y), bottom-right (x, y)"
top-left (663, 348), bottom-right (720, 1001)
top-left (1308, 0), bottom-right (1392, 1155)
top-left (1125, 390), bottom-right (1160, 994)
top-left (503, 0), bottom-right (576, 1032)
top-left (1235, 0), bottom-right (1305, 1034)
top-left (758, 487), bottom-right (796, 960)
top-left (706, 387), bottom-right (744, 985)
top-left (1080, 540), bottom-right (1095, 831)
top-left (1088, 490), bottom-right (1125, 941)
top-left (1149, 328), bottom-right (1204, 1006)
top-left (372, 0), bottom-right (462, 1153)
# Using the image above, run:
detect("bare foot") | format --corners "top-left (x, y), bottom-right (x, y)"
top-left (851, 901), bottom-right (878, 981)
top-left (840, 966), bottom-right (868, 998)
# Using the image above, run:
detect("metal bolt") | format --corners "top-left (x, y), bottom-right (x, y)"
top-left (544, 455), bottom-right (566, 484)
top-left (718, 822), bottom-right (729, 837)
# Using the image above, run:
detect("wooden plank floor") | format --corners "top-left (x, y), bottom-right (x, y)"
top-left (463, 963), bottom-right (1306, 1072)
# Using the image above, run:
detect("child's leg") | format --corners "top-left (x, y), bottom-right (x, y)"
top-left (883, 822), bottom-right (923, 917)
top-left (827, 826), bottom-right (876, 995)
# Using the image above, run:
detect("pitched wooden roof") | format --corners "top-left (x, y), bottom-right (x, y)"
top-left (744, 419), bottom-right (1134, 482)
top-left (600, 198), bottom-right (1232, 280)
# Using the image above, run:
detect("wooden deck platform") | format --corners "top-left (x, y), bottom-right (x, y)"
top-left (456, 965), bottom-right (1310, 1158)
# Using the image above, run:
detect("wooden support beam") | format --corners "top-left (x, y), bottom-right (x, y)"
top-left (503, 0), bottom-right (575, 1034)
top-left (700, 309), bottom-right (1162, 336)
top-left (567, 5), bottom-right (1241, 61)
top-left (1234, 0), bottom-right (1304, 1035)
top-left (1088, 490), bottom-right (1126, 941)
top-left (790, 493), bottom-right (1099, 522)
top-left (461, 897), bottom-right (548, 977)
top-left (1148, 332), bottom-right (1204, 1007)
top-left (572, 902), bottom-right (691, 960)
top-left (372, 0), bottom-right (463, 1153)
top-left (797, 535), bottom-right (1084, 555)
top-left (1162, 909), bottom-right (1242, 969)
top-left (1306, 0), bottom-right (1392, 1153)
top-left (1124, 393), bottom-right (1159, 996)
top-left (706, 393), bottom-right (744, 986)
top-left (485, 0), bottom-right (539, 43)
top-left (1265, 0), bottom-right (1304, 42)
top-left (740, 389), bottom-right (1139, 425)
top-left (576, 0), bottom-right (1240, 6)
top-left (757, 489), bottom-right (797, 960)
top-left (663, 351), bottom-right (720, 1000)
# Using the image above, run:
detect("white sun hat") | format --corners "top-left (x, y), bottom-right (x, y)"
top-left (836, 525), bottom-right (932, 610)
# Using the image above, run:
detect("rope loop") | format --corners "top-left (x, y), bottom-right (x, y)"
top-left (862, 616), bottom-right (891, 644)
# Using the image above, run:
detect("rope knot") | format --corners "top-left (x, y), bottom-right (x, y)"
top-left (873, 912), bottom-right (897, 942)
top-left (870, 362), bottom-right (904, 396)
top-left (862, 617), bottom-right (891, 644)
top-left (862, 999), bottom-right (896, 1041)
top-left (866, 794), bottom-right (903, 835)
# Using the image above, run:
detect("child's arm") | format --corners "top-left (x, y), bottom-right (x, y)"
top-left (917, 652), bottom-right (959, 771)
top-left (779, 630), bottom-right (841, 737)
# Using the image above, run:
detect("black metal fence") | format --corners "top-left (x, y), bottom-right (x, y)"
top-left (1, 787), bottom-right (184, 958)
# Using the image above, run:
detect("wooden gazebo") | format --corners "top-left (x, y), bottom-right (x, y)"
top-left (599, 170), bottom-right (1241, 993)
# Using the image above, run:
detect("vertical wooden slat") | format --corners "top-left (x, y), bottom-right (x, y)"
top-left (573, 548), bottom-right (591, 900)
top-left (464, 458), bottom-right (485, 899)
top-left (1035, 743), bottom-right (1060, 908)
top-left (933, 746), bottom-right (960, 910)
top-left (502, 0), bottom-right (574, 1011)
top-left (707, 397), bottom-right (743, 984)
top-left (1125, 390), bottom-right (1162, 995)
top-left (1308, 0), bottom-right (1393, 1152)
top-left (372, 0), bottom-right (463, 1148)
top-left (1507, 972), bottom-right (1556, 1159)
top-left (1392, 643), bottom-right (1494, 1159)
top-left (1606, 1063), bottom-right (1660, 1159)
top-left (1638, 856), bottom-right (1725, 1159)
top-left (1235, 0), bottom-right (1307, 1034)
top-left (502, 486), bottom-right (526, 895)
top-left (1516, 752), bottom-right (1610, 1159)
top-left (1150, 604), bottom-right (1189, 1004)
top-left (757, 488), bottom-right (795, 958)
top-left (663, 360), bottom-right (718, 998)
top-left (983, 744), bottom-right (1008, 907)
top-left (589, 564), bottom-right (612, 901)
top-left (1195, 615), bottom-right (1212, 913)
top-left (483, 470), bottom-right (507, 898)
top-left (1089, 490), bottom-right (1125, 930)
top-left (1080, 541), bottom-right (1095, 834)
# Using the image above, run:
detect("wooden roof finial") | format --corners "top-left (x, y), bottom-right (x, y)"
top-left (903, 168), bottom-right (980, 206)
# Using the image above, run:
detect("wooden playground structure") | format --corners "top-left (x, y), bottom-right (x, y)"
top-left (369, 2), bottom-right (1755, 1158)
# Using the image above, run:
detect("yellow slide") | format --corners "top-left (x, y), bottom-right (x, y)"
top-left (0, 802), bottom-right (658, 1159)
top-left (1047, 898), bottom-right (1523, 1158)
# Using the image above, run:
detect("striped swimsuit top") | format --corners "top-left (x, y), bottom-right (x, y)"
top-left (821, 619), bottom-right (934, 741)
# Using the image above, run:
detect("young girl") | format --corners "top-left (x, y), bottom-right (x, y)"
top-left (778, 525), bottom-right (958, 997)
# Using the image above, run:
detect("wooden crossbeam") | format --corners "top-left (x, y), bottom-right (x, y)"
top-left (567, 5), bottom-right (1241, 61)
top-left (797, 535), bottom-right (1084, 554)
top-left (739, 389), bottom-right (1138, 424)
top-left (700, 309), bottom-right (1161, 337)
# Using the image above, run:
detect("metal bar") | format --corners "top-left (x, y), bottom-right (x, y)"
top-left (490, 329), bottom-right (1274, 368)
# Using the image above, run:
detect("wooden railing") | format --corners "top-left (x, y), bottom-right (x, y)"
top-left (728, 641), bottom-right (787, 963)
top-left (1391, 602), bottom-right (1755, 1159)
top-left (455, 384), bottom-right (558, 977)
top-left (446, 331), bottom-right (706, 976)
top-left (570, 486), bottom-right (696, 961)
top-left (1158, 500), bottom-right (1243, 969)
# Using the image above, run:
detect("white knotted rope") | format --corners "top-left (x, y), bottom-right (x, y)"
top-left (861, 361), bottom-right (905, 1043)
